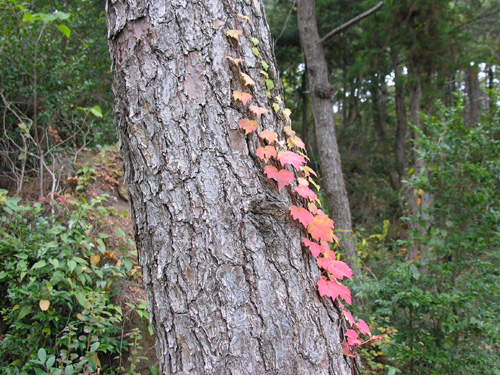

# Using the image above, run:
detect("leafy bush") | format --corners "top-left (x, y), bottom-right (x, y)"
top-left (0, 191), bottom-right (141, 374)
top-left (353, 100), bottom-right (500, 374)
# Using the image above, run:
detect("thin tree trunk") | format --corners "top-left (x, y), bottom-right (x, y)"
top-left (106, 1), bottom-right (356, 374)
top-left (296, 0), bottom-right (358, 274)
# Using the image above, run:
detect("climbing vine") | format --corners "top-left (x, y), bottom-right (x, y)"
top-left (225, 13), bottom-right (380, 358)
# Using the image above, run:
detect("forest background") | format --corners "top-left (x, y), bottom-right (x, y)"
top-left (0, 0), bottom-right (499, 374)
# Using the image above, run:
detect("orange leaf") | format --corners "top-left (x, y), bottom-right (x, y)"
top-left (307, 214), bottom-right (335, 242)
top-left (289, 205), bottom-right (314, 228)
top-left (259, 130), bottom-right (278, 144)
top-left (249, 105), bottom-right (269, 119)
top-left (39, 300), bottom-right (50, 311)
top-left (277, 150), bottom-right (306, 170)
top-left (241, 73), bottom-right (255, 87)
top-left (90, 254), bottom-right (100, 266)
top-left (264, 165), bottom-right (294, 191)
top-left (233, 90), bottom-right (252, 105)
top-left (239, 118), bottom-right (258, 135)
top-left (256, 146), bottom-right (277, 162)
top-left (225, 56), bottom-right (244, 66)
top-left (294, 184), bottom-right (317, 201)
top-left (284, 126), bottom-right (296, 138)
top-left (226, 29), bottom-right (242, 41)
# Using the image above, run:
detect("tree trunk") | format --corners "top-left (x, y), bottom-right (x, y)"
top-left (296, 0), bottom-right (358, 274)
top-left (106, 1), bottom-right (356, 374)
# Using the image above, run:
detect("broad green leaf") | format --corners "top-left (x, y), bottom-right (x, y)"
top-left (252, 47), bottom-right (259, 57)
top-left (261, 60), bottom-right (269, 71)
top-left (265, 79), bottom-right (274, 91)
top-left (74, 291), bottom-right (87, 308)
top-left (38, 348), bottom-right (47, 364)
top-left (57, 24), bottom-right (71, 38)
top-left (17, 305), bottom-right (32, 320)
top-left (90, 105), bottom-right (103, 118)
top-left (251, 37), bottom-right (259, 46)
top-left (32, 260), bottom-right (46, 269)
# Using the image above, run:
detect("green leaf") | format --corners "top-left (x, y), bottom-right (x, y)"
top-left (260, 70), bottom-right (269, 79)
top-left (90, 342), bottom-right (100, 352)
top-left (46, 355), bottom-right (55, 369)
top-left (261, 60), bottom-right (269, 71)
top-left (17, 305), bottom-right (32, 320)
top-left (54, 11), bottom-right (71, 20)
top-left (74, 291), bottom-right (87, 308)
top-left (251, 37), bottom-right (259, 46)
top-left (388, 367), bottom-right (397, 375)
top-left (116, 228), bottom-right (126, 237)
top-left (272, 103), bottom-right (280, 113)
top-left (408, 168), bottom-right (415, 175)
top-left (38, 348), bottom-right (47, 364)
top-left (252, 47), bottom-right (259, 57)
top-left (57, 24), bottom-right (71, 38)
top-left (265, 79), bottom-right (274, 91)
top-left (90, 105), bottom-right (103, 118)
top-left (32, 260), bottom-right (47, 269)
top-left (65, 365), bottom-right (74, 375)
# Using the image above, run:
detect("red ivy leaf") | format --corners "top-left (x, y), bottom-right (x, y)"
top-left (225, 56), bottom-right (244, 66)
top-left (294, 184), bottom-right (317, 201)
top-left (342, 340), bottom-right (356, 358)
top-left (345, 329), bottom-right (361, 346)
top-left (233, 91), bottom-right (252, 106)
top-left (259, 130), bottom-right (278, 144)
top-left (289, 206), bottom-right (314, 228)
top-left (343, 309), bottom-right (355, 327)
top-left (317, 276), bottom-right (352, 304)
top-left (241, 73), bottom-right (255, 87)
top-left (317, 257), bottom-right (353, 280)
top-left (239, 118), bottom-right (258, 135)
top-left (356, 319), bottom-right (371, 336)
top-left (277, 151), bottom-right (306, 170)
top-left (249, 105), bottom-right (269, 119)
top-left (256, 146), bottom-right (277, 163)
top-left (264, 165), bottom-right (294, 191)
top-left (302, 238), bottom-right (328, 258)
top-left (307, 214), bottom-right (335, 243)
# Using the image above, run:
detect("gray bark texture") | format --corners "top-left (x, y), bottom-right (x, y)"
top-left (106, 1), bottom-right (357, 374)
top-left (296, 0), bottom-right (358, 275)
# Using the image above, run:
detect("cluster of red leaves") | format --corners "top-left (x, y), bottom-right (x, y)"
top-left (226, 21), bottom-right (378, 356)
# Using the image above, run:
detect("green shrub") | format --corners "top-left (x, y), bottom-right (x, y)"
top-left (0, 191), bottom-right (138, 374)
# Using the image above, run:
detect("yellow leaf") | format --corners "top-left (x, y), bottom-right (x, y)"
top-left (418, 189), bottom-right (424, 196)
top-left (90, 254), bottom-right (100, 266)
top-left (417, 197), bottom-right (422, 207)
top-left (226, 29), bottom-right (242, 41)
top-left (39, 300), bottom-right (50, 311)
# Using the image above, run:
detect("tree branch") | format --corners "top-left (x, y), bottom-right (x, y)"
top-left (320, 1), bottom-right (384, 44)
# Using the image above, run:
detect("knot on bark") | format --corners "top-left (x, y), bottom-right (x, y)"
top-left (314, 83), bottom-right (334, 99)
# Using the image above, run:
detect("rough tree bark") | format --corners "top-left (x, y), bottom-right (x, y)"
top-left (106, 1), bottom-right (357, 374)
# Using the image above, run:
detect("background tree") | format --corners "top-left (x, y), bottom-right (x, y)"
top-left (106, 0), bottom-right (359, 373)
